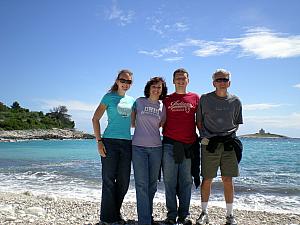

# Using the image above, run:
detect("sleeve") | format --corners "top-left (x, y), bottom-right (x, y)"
top-left (196, 97), bottom-right (208, 137)
top-left (235, 99), bottom-right (243, 125)
top-left (161, 104), bottom-right (166, 123)
top-left (132, 100), bottom-right (137, 112)
top-left (100, 93), bottom-right (109, 106)
top-left (196, 97), bottom-right (203, 126)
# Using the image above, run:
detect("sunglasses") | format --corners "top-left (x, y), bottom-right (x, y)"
top-left (118, 78), bottom-right (132, 84)
top-left (214, 78), bottom-right (230, 83)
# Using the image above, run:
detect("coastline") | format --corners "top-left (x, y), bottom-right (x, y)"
top-left (0, 128), bottom-right (94, 142)
top-left (0, 191), bottom-right (299, 225)
top-left (239, 133), bottom-right (290, 139)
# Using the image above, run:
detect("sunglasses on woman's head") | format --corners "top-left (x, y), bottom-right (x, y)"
top-left (118, 78), bottom-right (132, 84)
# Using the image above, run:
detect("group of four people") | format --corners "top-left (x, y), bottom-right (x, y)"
top-left (92, 68), bottom-right (243, 225)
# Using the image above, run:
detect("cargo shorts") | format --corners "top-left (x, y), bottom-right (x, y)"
top-left (201, 143), bottom-right (239, 178)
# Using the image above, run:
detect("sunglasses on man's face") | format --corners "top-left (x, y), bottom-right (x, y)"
top-left (214, 78), bottom-right (230, 83)
top-left (118, 78), bottom-right (132, 84)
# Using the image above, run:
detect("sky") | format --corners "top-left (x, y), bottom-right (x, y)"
top-left (1, 0), bottom-right (300, 137)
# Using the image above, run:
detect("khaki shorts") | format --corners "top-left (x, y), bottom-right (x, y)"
top-left (201, 143), bottom-right (239, 178)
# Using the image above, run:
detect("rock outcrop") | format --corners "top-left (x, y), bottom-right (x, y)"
top-left (0, 128), bottom-right (94, 141)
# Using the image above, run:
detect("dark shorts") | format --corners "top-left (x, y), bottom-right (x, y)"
top-left (201, 143), bottom-right (239, 178)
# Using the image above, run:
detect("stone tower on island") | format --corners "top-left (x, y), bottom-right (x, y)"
top-left (259, 128), bottom-right (266, 134)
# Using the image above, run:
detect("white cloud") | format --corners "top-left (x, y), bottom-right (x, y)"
top-left (164, 56), bottom-right (183, 61)
top-left (245, 113), bottom-right (300, 129)
top-left (138, 46), bottom-right (180, 58)
top-left (193, 42), bottom-right (232, 57)
top-left (71, 110), bottom-right (108, 133)
top-left (293, 83), bottom-right (300, 88)
top-left (149, 18), bottom-right (164, 35)
top-left (173, 22), bottom-right (189, 32)
top-left (107, 0), bottom-right (134, 26)
top-left (139, 27), bottom-right (300, 59)
top-left (243, 103), bottom-right (281, 111)
top-left (236, 28), bottom-right (300, 59)
top-left (147, 15), bottom-right (189, 36)
top-left (41, 100), bottom-right (98, 112)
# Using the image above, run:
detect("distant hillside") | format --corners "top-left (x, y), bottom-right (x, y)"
top-left (240, 132), bottom-right (289, 138)
top-left (0, 101), bottom-right (75, 130)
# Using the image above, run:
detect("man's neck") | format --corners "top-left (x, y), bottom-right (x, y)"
top-left (175, 87), bottom-right (187, 94)
top-left (215, 89), bottom-right (227, 97)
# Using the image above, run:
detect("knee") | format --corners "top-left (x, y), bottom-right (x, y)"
top-left (201, 178), bottom-right (213, 187)
top-left (222, 176), bottom-right (233, 185)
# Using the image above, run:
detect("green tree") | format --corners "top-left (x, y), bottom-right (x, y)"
top-left (0, 102), bottom-right (9, 111)
top-left (11, 101), bottom-right (21, 110)
top-left (0, 102), bottom-right (75, 130)
top-left (46, 105), bottom-right (74, 129)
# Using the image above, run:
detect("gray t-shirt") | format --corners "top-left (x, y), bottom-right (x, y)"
top-left (132, 97), bottom-right (165, 147)
top-left (197, 91), bottom-right (243, 138)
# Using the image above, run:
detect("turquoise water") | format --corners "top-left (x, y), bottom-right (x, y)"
top-left (0, 138), bottom-right (299, 214)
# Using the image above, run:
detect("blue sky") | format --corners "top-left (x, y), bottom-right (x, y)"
top-left (1, 0), bottom-right (300, 137)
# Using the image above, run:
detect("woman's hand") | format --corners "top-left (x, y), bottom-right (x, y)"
top-left (97, 141), bottom-right (107, 157)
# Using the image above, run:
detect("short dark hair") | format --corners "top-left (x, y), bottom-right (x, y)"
top-left (173, 68), bottom-right (189, 79)
top-left (144, 77), bottom-right (168, 100)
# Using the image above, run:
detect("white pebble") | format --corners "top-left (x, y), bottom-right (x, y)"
top-left (26, 207), bottom-right (46, 217)
top-left (5, 216), bottom-right (16, 221)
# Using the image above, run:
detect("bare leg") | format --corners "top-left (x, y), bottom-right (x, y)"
top-left (222, 176), bottom-right (234, 203)
top-left (201, 178), bottom-right (213, 202)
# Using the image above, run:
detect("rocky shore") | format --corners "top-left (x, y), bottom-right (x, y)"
top-left (0, 129), bottom-right (94, 142)
top-left (0, 192), bottom-right (299, 225)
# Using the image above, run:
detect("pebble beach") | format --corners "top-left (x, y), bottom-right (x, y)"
top-left (0, 192), bottom-right (299, 225)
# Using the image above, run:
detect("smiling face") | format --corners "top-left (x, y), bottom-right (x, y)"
top-left (116, 72), bottom-right (132, 92)
top-left (149, 81), bottom-right (163, 100)
top-left (173, 72), bottom-right (189, 91)
top-left (213, 72), bottom-right (231, 91)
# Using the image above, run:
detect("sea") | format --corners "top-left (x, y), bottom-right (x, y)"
top-left (0, 138), bottom-right (299, 215)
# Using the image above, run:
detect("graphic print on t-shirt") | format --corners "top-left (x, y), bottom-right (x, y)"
top-left (168, 100), bottom-right (194, 113)
top-left (141, 106), bottom-right (161, 119)
top-left (117, 97), bottom-right (133, 117)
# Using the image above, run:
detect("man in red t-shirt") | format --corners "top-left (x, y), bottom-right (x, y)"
top-left (162, 68), bottom-right (200, 225)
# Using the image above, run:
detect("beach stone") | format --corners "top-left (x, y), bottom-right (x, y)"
top-left (25, 206), bottom-right (46, 216)
top-left (39, 194), bottom-right (58, 202)
top-left (46, 195), bottom-right (58, 202)
top-left (23, 191), bottom-right (33, 196)
top-left (0, 205), bottom-right (15, 215)
top-left (28, 218), bottom-right (36, 223)
top-left (5, 215), bottom-right (17, 221)
top-left (19, 213), bottom-right (27, 218)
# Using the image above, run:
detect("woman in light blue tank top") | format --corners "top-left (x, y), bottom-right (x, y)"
top-left (92, 69), bottom-right (135, 225)
top-left (131, 77), bottom-right (167, 225)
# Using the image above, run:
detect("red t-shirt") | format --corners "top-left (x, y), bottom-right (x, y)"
top-left (162, 92), bottom-right (199, 144)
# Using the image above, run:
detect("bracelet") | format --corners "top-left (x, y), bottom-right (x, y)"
top-left (97, 139), bottom-right (103, 143)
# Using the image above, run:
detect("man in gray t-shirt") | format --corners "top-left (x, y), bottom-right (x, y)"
top-left (196, 69), bottom-right (243, 225)
top-left (198, 92), bottom-right (243, 138)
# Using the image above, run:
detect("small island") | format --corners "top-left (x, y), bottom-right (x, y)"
top-left (0, 101), bottom-right (94, 142)
top-left (239, 128), bottom-right (289, 139)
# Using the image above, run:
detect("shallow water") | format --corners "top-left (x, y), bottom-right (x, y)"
top-left (0, 138), bottom-right (299, 214)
